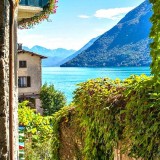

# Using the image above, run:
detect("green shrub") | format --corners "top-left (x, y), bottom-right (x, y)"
top-left (40, 83), bottom-right (66, 116)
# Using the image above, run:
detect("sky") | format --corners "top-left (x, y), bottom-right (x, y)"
top-left (18, 0), bottom-right (145, 51)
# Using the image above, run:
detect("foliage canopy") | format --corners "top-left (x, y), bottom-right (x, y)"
top-left (40, 83), bottom-right (66, 116)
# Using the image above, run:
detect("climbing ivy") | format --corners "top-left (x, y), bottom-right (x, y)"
top-left (51, 105), bottom-right (75, 160)
top-left (149, 0), bottom-right (160, 80)
top-left (122, 76), bottom-right (160, 159)
top-left (72, 75), bottom-right (160, 159)
top-left (73, 78), bottom-right (126, 160)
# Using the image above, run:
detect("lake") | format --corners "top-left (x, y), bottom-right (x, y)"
top-left (42, 67), bottom-right (150, 104)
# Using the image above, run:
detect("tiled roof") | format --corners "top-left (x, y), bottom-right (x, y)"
top-left (18, 50), bottom-right (47, 59)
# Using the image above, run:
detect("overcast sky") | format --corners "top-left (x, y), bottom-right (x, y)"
top-left (18, 0), bottom-right (145, 50)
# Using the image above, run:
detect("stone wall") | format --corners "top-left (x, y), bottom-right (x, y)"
top-left (13, 6), bottom-right (18, 160)
top-left (0, 1), bottom-right (10, 159)
top-left (0, 0), bottom-right (18, 159)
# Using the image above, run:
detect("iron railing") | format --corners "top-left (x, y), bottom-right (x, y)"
top-left (19, 0), bottom-right (49, 8)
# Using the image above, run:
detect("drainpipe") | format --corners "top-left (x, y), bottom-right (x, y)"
top-left (9, 0), bottom-right (14, 159)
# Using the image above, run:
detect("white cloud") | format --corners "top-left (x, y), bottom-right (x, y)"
top-left (94, 7), bottom-right (135, 20)
top-left (78, 15), bottom-right (90, 19)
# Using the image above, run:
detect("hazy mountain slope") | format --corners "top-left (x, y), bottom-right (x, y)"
top-left (60, 36), bottom-right (99, 66)
top-left (23, 45), bottom-right (76, 66)
top-left (61, 0), bottom-right (152, 67)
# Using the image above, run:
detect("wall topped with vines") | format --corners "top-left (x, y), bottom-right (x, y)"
top-left (51, 75), bottom-right (159, 160)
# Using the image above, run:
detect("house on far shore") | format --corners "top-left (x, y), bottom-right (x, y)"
top-left (18, 44), bottom-right (47, 114)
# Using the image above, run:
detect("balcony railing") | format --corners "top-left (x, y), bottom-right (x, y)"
top-left (19, 0), bottom-right (49, 8)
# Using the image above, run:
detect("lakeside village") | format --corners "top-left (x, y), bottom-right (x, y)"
top-left (0, 0), bottom-right (160, 160)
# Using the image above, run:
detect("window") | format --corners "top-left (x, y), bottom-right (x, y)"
top-left (19, 61), bottom-right (27, 68)
top-left (18, 76), bottom-right (31, 88)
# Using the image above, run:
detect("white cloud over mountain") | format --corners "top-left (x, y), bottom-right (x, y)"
top-left (94, 7), bottom-right (135, 20)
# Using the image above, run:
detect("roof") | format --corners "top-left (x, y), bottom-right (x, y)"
top-left (18, 50), bottom-right (47, 59)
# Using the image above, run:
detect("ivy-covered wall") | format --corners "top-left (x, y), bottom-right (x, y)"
top-left (52, 75), bottom-right (159, 160)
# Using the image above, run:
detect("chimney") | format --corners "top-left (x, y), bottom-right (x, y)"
top-left (18, 43), bottom-right (22, 50)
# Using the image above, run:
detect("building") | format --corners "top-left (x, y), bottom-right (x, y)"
top-left (18, 44), bottom-right (47, 114)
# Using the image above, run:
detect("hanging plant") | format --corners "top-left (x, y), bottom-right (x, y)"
top-left (18, 0), bottom-right (58, 29)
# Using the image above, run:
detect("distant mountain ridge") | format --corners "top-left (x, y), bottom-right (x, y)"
top-left (23, 45), bottom-right (76, 66)
top-left (61, 0), bottom-right (152, 67)
top-left (23, 36), bottom-right (100, 66)
top-left (60, 36), bottom-right (99, 66)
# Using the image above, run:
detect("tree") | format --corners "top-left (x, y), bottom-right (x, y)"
top-left (40, 83), bottom-right (66, 116)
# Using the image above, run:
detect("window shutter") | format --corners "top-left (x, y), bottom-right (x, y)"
top-left (27, 76), bottom-right (31, 87)
top-left (18, 77), bottom-right (21, 87)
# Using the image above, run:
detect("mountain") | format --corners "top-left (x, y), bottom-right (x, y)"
top-left (23, 45), bottom-right (76, 66)
top-left (61, 0), bottom-right (152, 67)
top-left (60, 36), bottom-right (99, 66)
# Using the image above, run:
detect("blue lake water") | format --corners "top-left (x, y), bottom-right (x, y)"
top-left (42, 67), bottom-right (150, 104)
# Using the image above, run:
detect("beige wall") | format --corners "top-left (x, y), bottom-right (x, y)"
top-left (18, 52), bottom-right (42, 95)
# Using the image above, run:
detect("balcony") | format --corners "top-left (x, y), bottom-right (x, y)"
top-left (18, 0), bottom-right (48, 22)
top-left (18, 0), bottom-right (58, 28)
